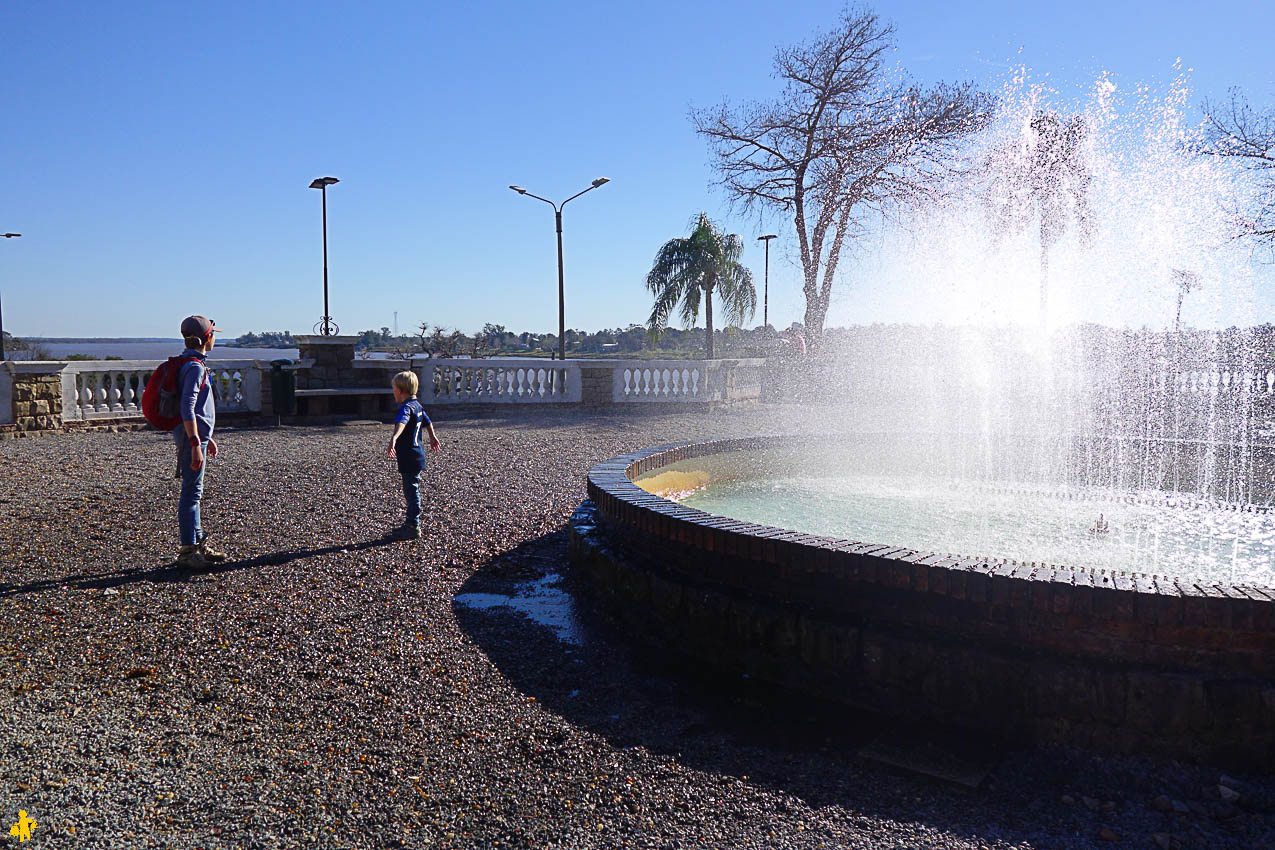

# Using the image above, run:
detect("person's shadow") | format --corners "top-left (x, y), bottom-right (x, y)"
top-left (0, 535), bottom-right (398, 599)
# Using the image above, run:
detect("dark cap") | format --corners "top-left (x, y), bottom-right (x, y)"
top-left (180, 315), bottom-right (221, 339)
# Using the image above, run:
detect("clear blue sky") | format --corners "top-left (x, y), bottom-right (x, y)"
top-left (1, 1), bottom-right (1272, 338)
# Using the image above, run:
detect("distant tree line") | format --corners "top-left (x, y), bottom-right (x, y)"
top-left (228, 330), bottom-right (295, 348)
top-left (338, 321), bottom-right (798, 360)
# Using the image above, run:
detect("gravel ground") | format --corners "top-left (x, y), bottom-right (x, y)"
top-left (0, 406), bottom-right (1271, 849)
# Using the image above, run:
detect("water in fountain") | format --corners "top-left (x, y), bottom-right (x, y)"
top-left (667, 69), bottom-right (1275, 586)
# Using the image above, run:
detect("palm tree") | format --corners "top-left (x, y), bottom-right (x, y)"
top-left (646, 213), bottom-right (756, 359)
top-left (985, 110), bottom-right (1093, 317)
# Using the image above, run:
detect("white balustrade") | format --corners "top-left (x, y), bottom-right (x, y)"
top-left (613, 361), bottom-right (708, 403)
top-left (417, 358), bottom-right (581, 404)
top-left (60, 360), bottom-right (262, 422)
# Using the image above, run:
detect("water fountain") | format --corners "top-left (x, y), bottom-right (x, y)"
top-left (570, 74), bottom-right (1275, 769)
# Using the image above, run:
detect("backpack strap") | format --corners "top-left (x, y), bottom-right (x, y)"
top-left (180, 356), bottom-right (210, 392)
top-left (165, 356), bottom-right (210, 397)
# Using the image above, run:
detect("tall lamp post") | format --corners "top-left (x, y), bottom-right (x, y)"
top-left (1171, 269), bottom-right (1198, 335)
top-left (309, 177), bottom-right (340, 336)
top-left (509, 177), bottom-right (610, 361)
top-left (0, 233), bottom-right (20, 362)
top-left (757, 234), bottom-right (777, 330)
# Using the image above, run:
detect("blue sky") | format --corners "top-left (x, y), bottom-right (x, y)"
top-left (1, 1), bottom-right (1272, 339)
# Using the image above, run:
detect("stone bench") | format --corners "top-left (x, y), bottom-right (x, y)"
top-left (294, 387), bottom-right (396, 417)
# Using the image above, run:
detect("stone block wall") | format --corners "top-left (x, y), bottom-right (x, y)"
top-left (722, 359), bottom-right (762, 403)
top-left (9, 372), bottom-right (63, 432)
top-left (580, 366), bottom-right (612, 407)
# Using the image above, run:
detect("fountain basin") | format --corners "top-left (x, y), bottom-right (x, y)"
top-left (570, 436), bottom-right (1275, 769)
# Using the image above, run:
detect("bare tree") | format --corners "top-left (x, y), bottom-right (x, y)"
top-left (693, 6), bottom-right (991, 344)
top-left (413, 322), bottom-right (466, 359)
top-left (1202, 89), bottom-right (1275, 248)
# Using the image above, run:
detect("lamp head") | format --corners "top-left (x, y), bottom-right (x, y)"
top-left (2, 233), bottom-right (19, 238)
top-left (591, 177), bottom-right (610, 188)
top-left (309, 177), bottom-right (340, 189)
top-left (758, 234), bottom-right (777, 241)
top-left (509, 186), bottom-right (527, 195)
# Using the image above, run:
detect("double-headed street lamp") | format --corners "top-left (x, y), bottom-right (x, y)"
top-left (0, 233), bottom-right (20, 362)
top-left (509, 177), bottom-right (610, 361)
top-left (309, 177), bottom-right (340, 336)
top-left (757, 234), bottom-right (777, 330)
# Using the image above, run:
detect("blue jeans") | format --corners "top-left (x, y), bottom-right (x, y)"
top-left (174, 430), bottom-right (205, 545)
top-left (399, 460), bottom-right (423, 527)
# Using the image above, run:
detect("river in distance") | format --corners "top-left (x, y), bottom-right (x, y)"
top-left (3, 341), bottom-right (403, 361)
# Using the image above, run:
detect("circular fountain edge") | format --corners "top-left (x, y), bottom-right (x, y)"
top-left (571, 436), bottom-right (1275, 770)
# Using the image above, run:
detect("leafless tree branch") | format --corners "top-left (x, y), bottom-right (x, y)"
top-left (691, 6), bottom-right (991, 341)
top-left (1202, 89), bottom-right (1275, 248)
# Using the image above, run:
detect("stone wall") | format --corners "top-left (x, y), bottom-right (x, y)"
top-left (294, 337), bottom-right (385, 391)
top-left (580, 366), bottom-right (612, 407)
top-left (572, 437), bottom-right (1275, 769)
top-left (9, 371), bottom-right (63, 432)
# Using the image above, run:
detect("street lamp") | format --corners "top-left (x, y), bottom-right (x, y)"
top-left (309, 177), bottom-right (340, 335)
top-left (1171, 269), bottom-right (1198, 335)
top-left (757, 234), bottom-right (777, 330)
top-left (0, 233), bottom-right (20, 362)
top-left (509, 177), bottom-right (610, 361)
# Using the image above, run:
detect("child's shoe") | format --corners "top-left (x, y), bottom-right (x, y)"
top-left (390, 523), bottom-right (421, 540)
top-left (177, 545), bottom-right (211, 569)
top-left (198, 540), bottom-right (228, 562)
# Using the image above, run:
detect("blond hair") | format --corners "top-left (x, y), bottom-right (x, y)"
top-left (392, 371), bottom-right (419, 396)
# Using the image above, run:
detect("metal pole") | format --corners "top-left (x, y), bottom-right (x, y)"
top-left (555, 208), bottom-right (565, 362)
top-left (757, 234), bottom-right (776, 330)
top-left (763, 239), bottom-right (770, 329)
top-left (0, 232), bottom-right (21, 360)
top-left (321, 185), bottom-right (331, 336)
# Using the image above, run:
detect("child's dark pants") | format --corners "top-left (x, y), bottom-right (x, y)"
top-left (399, 458), bottom-right (423, 527)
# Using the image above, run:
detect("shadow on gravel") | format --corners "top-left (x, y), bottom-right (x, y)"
top-left (452, 529), bottom-right (1067, 847)
top-left (0, 535), bottom-right (399, 598)
top-left (454, 529), bottom-right (1275, 849)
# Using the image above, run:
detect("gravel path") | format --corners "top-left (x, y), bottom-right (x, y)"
top-left (0, 407), bottom-right (1271, 849)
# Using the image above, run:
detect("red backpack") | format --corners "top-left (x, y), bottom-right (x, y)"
top-left (141, 356), bottom-right (208, 431)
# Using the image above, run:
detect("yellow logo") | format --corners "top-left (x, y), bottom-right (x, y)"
top-left (9, 810), bottom-right (37, 842)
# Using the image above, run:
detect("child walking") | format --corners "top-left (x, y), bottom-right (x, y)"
top-left (387, 371), bottom-right (440, 539)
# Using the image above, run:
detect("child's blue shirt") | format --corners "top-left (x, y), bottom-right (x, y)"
top-left (395, 399), bottom-right (430, 467)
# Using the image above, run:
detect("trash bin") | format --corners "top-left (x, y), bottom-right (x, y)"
top-left (269, 359), bottom-right (296, 417)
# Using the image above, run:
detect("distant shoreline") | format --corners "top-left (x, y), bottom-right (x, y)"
top-left (16, 337), bottom-right (276, 348)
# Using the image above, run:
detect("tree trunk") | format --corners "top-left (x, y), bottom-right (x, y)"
top-left (804, 296), bottom-right (829, 347)
top-left (704, 285), bottom-right (715, 360)
top-left (1039, 242), bottom-right (1049, 322)
top-left (1039, 217), bottom-right (1050, 321)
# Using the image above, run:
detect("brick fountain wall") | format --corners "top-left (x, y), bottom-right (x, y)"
top-left (571, 437), bottom-right (1275, 769)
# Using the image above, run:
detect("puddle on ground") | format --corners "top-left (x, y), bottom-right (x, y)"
top-left (453, 573), bottom-right (584, 645)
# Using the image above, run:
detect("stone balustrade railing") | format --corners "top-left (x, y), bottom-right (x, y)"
top-left (1, 354), bottom-right (764, 433)
top-left (613, 361), bottom-right (707, 402)
top-left (415, 358), bottom-right (579, 404)
top-left (414, 358), bottom-right (764, 407)
top-left (58, 360), bottom-right (263, 422)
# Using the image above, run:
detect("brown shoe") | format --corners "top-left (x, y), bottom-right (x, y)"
top-left (389, 524), bottom-right (421, 540)
top-left (177, 545), bottom-right (210, 569)
top-left (198, 540), bottom-right (228, 562)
